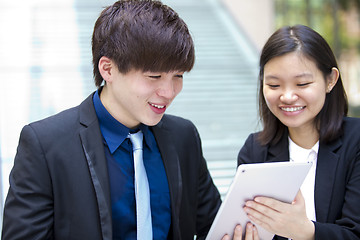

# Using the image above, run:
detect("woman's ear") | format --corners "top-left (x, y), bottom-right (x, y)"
top-left (98, 56), bottom-right (114, 83)
top-left (326, 67), bottom-right (339, 93)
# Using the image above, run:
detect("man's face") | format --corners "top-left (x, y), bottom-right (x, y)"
top-left (102, 67), bottom-right (184, 129)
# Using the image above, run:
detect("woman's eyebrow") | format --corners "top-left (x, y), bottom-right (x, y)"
top-left (294, 73), bottom-right (313, 79)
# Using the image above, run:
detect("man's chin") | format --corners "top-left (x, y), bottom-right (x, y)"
top-left (143, 115), bottom-right (164, 127)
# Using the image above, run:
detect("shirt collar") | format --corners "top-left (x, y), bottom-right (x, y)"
top-left (93, 89), bottom-right (156, 153)
top-left (136, 124), bottom-right (157, 151)
top-left (289, 136), bottom-right (319, 162)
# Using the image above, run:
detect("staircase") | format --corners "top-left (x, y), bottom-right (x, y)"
top-left (0, 0), bottom-right (260, 210)
top-left (162, 0), bottom-right (260, 195)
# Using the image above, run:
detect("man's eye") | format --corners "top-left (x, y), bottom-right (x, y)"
top-left (175, 75), bottom-right (183, 79)
top-left (149, 75), bottom-right (161, 79)
top-left (298, 82), bottom-right (310, 87)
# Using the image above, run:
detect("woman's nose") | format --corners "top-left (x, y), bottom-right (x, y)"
top-left (280, 89), bottom-right (298, 103)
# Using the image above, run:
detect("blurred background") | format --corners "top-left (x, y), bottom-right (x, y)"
top-left (1, 0), bottom-right (359, 230)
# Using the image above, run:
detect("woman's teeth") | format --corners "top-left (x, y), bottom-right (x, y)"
top-left (281, 106), bottom-right (304, 112)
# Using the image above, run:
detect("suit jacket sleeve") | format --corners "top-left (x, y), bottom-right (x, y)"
top-left (193, 126), bottom-right (222, 239)
top-left (312, 154), bottom-right (360, 239)
top-left (178, 119), bottom-right (222, 239)
top-left (312, 118), bottom-right (360, 239)
top-left (2, 125), bottom-right (54, 239)
top-left (157, 115), bottom-right (221, 240)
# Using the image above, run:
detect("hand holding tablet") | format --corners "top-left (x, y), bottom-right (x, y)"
top-left (206, 161), bottom-right (312, 240)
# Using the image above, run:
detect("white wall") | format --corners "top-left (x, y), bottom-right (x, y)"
top-left (221, 0), bottom-right (275, 52)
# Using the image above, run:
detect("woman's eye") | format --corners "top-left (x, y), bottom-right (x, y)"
top-left (298, 82), bottom-right (310, 87)
top-left (268, 84), bottom-right (279, 88)
top-left (175, 74), bottom-right (183, 79)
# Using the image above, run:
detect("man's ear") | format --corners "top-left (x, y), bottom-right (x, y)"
top-left (98, 56), bottom-right (114, 83)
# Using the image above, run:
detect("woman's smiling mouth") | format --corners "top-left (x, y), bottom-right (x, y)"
top-left (280, 106), bottom-right (305, 112)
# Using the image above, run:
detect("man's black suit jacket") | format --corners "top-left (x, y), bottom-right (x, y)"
top-left (2, 92), bottom-right (221, 240)
top-left (238, 117), bottom-right (360, 239)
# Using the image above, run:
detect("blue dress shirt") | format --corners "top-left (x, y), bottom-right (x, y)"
top-left (93, 90), bottom-right (171, 239)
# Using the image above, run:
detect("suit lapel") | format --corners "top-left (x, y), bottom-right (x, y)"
top-left (151, 119), bottom-right (182, 239)
top-left (267, 134), bottom-right (290, 163)
top-left (79, 94), bottom-right (112, 240)
top-left (314, 139), bottom-right (341, 222)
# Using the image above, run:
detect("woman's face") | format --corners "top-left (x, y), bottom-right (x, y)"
top-left (262, 52), bottom-right (330, 134)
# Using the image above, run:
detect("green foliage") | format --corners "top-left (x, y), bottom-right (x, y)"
top-left (349, 105), bottom-right (360, 117)
top-left (339, 0), bottom-right (360, 10)
top-left (274, 0), bottom-right (360, 55)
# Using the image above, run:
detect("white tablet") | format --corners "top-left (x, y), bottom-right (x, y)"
top-left (206, 161), bottom-right (313, 240)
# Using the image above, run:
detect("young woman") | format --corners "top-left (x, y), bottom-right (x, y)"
top-left (237, 25), bottom-right (360, 240)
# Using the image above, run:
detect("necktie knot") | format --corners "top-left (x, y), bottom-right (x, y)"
top-left (128, 131), bottom-right (143, 151)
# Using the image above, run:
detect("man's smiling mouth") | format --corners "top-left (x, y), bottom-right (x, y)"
top-left (150, 103), bottom-right (165, 109)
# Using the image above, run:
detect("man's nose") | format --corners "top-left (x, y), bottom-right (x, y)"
top-left (157, 79), bottom-right (176, 99)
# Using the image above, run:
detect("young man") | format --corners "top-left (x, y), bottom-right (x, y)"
top-left (2, 1), bottom-right (222, 239)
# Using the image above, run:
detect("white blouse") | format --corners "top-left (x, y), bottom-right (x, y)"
top-left (288, 137), bottom-right (319, 221)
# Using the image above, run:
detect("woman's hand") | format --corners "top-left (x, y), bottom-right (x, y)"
top-left (243, 191), bottom-right (315, 240)
top-left (221, 223), bottom-right (260, 240)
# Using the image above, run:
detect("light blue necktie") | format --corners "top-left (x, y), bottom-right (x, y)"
top-left (128, 131), bottom-right (152, 240)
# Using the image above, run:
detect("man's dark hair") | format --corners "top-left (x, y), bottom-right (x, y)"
top-left (92, 0), bottom-right (195, 87)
